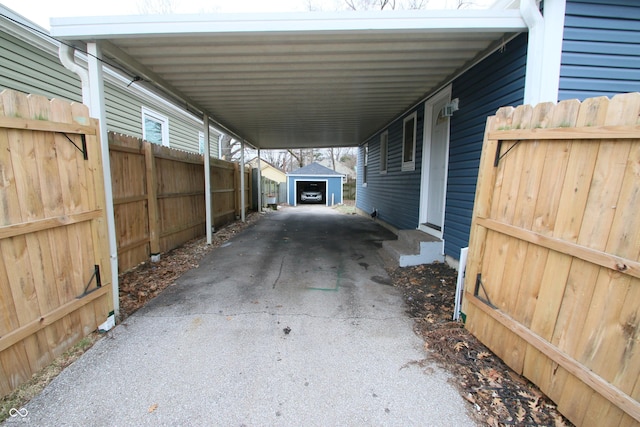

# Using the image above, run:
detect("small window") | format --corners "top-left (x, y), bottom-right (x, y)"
top-left (402, 112), bottom-right (417, 171)
top-left (380, 130), bottom-right (388, 174)
top-left (198, 132), bottom-right (205, 154)
top-left (362, 143), bottom-right (369, 186)
top-left (142, 107), bottom-right (169, 146)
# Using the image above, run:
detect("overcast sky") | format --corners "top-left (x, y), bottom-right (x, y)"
top-left (2, 0), bottom-right (495, 29)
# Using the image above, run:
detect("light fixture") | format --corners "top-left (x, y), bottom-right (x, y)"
top-left (441, 98), bottom-right (460, 117)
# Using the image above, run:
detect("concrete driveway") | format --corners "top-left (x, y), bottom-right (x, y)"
top-left (9, 206), bottom-right (475, 426)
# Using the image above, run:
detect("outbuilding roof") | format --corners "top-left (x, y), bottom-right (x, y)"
top-left (288, 162), bottom-right (344, 176)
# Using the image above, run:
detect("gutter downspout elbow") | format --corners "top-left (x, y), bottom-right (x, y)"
top-left (59, 44), bottom-right (91, 106)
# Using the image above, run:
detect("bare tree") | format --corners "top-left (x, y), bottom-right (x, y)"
top-left (345, 0), bottom-right (397, 10)
top-left (136, 0), bottom-right (176, 14)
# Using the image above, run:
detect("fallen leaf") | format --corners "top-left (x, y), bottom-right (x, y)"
top-left (148, 403), bottom-right (158, 413)
top-left (454, 341), bottom-right (469, 352)
top-left (477, 351), bottom-right (491, 359)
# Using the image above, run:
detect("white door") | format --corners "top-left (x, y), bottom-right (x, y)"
top-left (419, 86), bottom-right (451, 238)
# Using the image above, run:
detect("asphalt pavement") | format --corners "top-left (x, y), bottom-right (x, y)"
top-left (6, 205), bottom-right (476, 427)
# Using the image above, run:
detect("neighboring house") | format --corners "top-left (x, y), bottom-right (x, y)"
top-left (0, 5), bottom-right (222, 156)
top-left (248, 157), bottom-right (287, 207)
top-left (357, 0), bottom-right (640, 267)
top-left (287, 163), bottom-right (345, 206)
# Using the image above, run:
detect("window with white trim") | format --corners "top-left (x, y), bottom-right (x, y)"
top-left (198, 131), bottom-right (205, 154)
top-left (380, 130), bottom-right (388, 174)
top-left (402, 112), bottom-right (417, 171)
top-left (142, 107), bottom-right (169, 146)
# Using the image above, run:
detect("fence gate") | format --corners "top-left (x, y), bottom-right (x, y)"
top-left (463, 93), bottom-right (640, 427)
top-left (0, 90), bottom-right (112, 397)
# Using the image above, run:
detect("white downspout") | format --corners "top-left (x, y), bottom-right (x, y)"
top-left (520, 0), bottom-right (545, 106)
top-left (58, 45), bottom-right (91, 106)
top-left (204, 115), bottom-right (212, 244)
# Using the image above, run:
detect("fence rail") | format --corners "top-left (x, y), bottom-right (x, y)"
top-left (463, 93), bottom-right (640, 427)
top-left (0, 89), bottom-right (112, 398)
top-left (109, 133), bottom-right (251, 272)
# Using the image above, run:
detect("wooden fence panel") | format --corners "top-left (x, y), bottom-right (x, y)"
top-left (109, 134), bottom-right (251, 272)
top-left (0, 89), bottom-right (112, 397)
top-left (463, 93), bottom-right (640, 427)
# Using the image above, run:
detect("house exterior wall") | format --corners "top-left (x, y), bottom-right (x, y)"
top-left (558, 0), bottom-right (640, 101)
top-left (356, 34), bottom-right (526, 259)
top-left (357, 103), bottom-right (424, 230)
top-left (287, 175), bottom-right (343, 206)
top-left (444, 33), bottom-right (527, 259)
top-left (0, 23), bottom-right (220, 157)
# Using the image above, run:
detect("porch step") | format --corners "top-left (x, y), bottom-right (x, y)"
top-left (379, 230), bottom-right (444, 268)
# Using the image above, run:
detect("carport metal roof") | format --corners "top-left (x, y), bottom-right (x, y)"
top-left (50, 8), bottom-right (528, 150)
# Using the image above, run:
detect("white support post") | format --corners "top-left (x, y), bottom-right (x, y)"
top-left (87, 42), bottom-right (119, 318)
top-left (204, 115), bottom-right (212, 244)
top-left (240, 140), bottom-right (246, 222)
top-left (256, 149), bottom-right (262, 211)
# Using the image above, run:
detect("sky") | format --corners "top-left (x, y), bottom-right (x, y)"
top-left (1, 0), bottom-right (494, 29)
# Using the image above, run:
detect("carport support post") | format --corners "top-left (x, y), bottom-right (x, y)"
top-left (256, 150), bottom-right (262, 211)
top-left (86, 42), bottom-right (119, 318)
top-left (204, 115), bottom-right (212, 244)
top-left (240, 140), bottom-right (246, 222)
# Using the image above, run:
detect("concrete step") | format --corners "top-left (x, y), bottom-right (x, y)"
top-left (380, 230), bottom-right (444, 268)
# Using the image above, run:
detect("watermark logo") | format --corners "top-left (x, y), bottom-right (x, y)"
top-left (9, 408), bottom-right (28, 418)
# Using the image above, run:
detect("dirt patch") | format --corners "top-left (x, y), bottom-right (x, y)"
top-left (389, 262), bottom-right (572, 427)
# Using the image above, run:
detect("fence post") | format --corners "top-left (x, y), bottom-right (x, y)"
top-left (234, 162), bottom-right (240, 218)
top-left (144, 141), bottom-right (160, 258)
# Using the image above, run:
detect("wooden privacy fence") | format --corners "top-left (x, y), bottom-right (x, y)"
top-left (0, 90), bottom-right (112, 397)
top-left (463, 93), bottom-right (640, 427)
top-left (109, 133), bottom-right (252, 272)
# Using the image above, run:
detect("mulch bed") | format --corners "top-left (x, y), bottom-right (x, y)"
top-left (389, 263), bottom-right (573, 426)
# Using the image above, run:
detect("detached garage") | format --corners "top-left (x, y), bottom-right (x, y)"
top-left (287, 163), bottom-right (345, 206)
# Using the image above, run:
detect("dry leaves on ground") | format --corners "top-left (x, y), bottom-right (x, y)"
top-left (389, 263), bottom-right (572, 427)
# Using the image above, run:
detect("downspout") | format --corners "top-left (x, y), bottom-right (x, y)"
top-left (59, 44), bottom-right (90, 105)
top-left (520, 0), bottom-right (545, 105)
top-left (59, 43), bottom-right (119, 321)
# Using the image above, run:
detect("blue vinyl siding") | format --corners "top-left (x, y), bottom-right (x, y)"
top-left (357, 103), bottom-right (424, 230)
top-left (444, 33), bottom-right (527, 259)
top-left (288, 174), bottom-right (343, 205)
top-left (559, 0), bottom-right (640, 100)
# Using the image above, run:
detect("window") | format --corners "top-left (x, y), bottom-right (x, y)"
top-left (362, 143), bottom-right (369, 186)
top-left (380, 130), bottom-right (388, 174)
top-left (142, 107), bottom-right (169, 146)
top-left (402, 112), bottom-right (417, 171)
top-left (198, 132), bottom-right (205, 154)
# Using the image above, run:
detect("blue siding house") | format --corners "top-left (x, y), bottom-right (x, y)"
top-left (287, 163), bottom-right (345, 206)
top-left (358, 0), bottom-right (640, 267)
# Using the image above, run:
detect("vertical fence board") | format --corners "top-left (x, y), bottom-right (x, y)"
top-left (464, 93), bottom-right (640, 427)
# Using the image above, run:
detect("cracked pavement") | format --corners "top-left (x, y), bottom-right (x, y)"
top-left (11, 206), bottom-right (475, 426)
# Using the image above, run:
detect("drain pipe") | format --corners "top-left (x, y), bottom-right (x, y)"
top-left (59, 44), bottom-right (91, 105)
top-left (59, 43), bottom-right (119, 322)
top-left (520, 0), bottom-right (545, 106)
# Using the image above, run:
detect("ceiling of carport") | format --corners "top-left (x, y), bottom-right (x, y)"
top-left (50, 10), bottom-right (526, 150)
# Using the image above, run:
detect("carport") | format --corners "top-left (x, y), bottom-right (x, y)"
top-left (48, 2), bottom-right (554, 314)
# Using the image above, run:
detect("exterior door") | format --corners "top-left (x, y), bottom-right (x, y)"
top-left (419, 86), bottom-right (451, 237)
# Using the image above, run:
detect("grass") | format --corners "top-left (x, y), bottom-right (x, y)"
top-left (332, 200), bottom-right (357, 215)
top-left (0, 333), bottom-right (101, 423)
